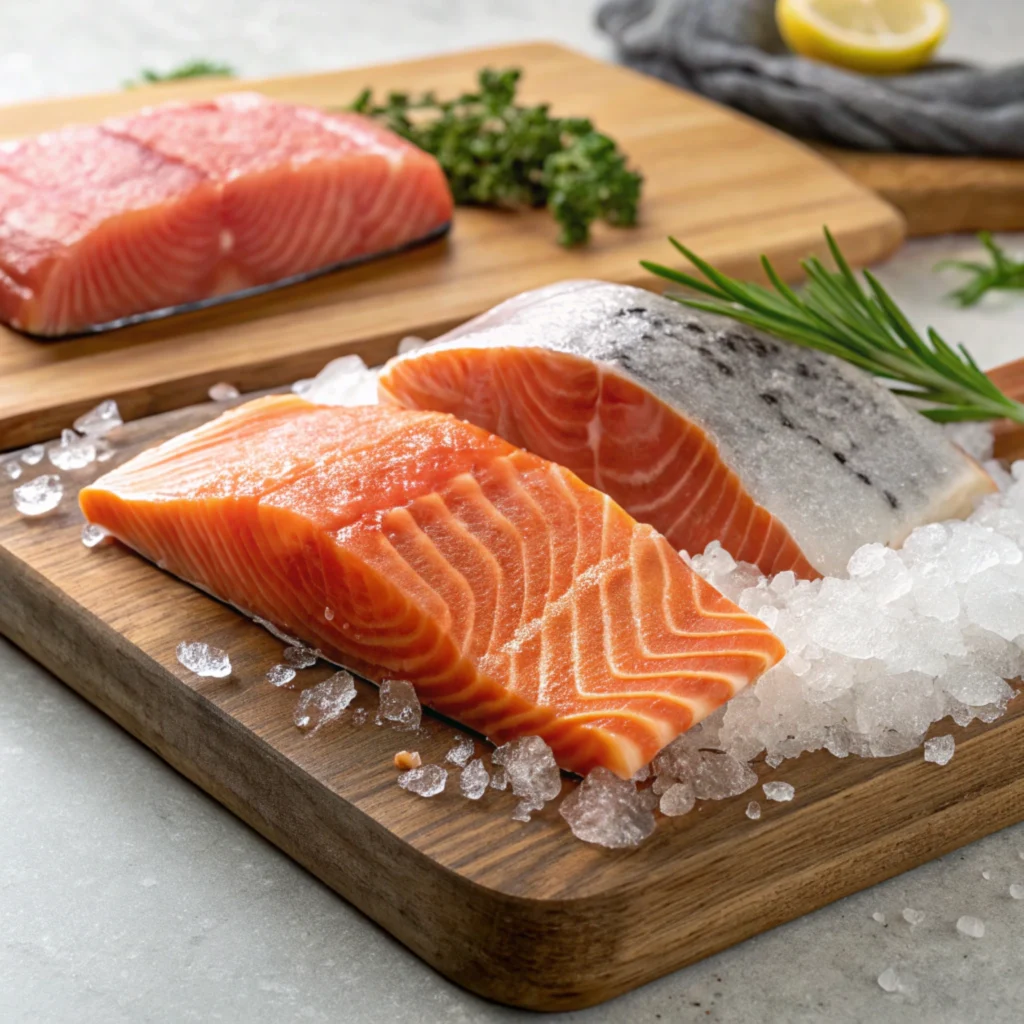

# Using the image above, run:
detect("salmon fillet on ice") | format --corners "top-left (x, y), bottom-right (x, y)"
top-left (0, 94), bottom-right (453, 336)
top-left (379, 281), bottom-right (996, 579)
top-left (79, 395), bottom-right (784, 778)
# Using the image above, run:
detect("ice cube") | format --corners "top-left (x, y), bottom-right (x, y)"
top-left (398, 764), bottom-right (446, 798)
top-left (20, 444), bottom-right (45, 466)
top-left (490, 767), bottom-right (508, 791)
top-left (745, 801), bottom-right (761, 820)
top-left (902, 908), bottom-right (925, 926)
top-left (1010, 884), bottom-right (1024, 900)
top-left (459, 759), bottom-right (489, 800)
top-left (956, 915), bottom-right (985, 938)
top-left (73, 399), bottom-right (122, 438)
top-left (763, 781), bottom-right (795, 802)
top-left (13, 474), bottom-right (63, 516)
top-left (923, 735), bottom-right (955, 766)
top-left (293, 671), bottom-right (356, 733)
top-left (48, 429), bottom-right (96, 471)
top-left (208, 382), bottom-right (241, 402)
top-left (282, 645), bottom-right (319, 669)
top-left (446, 735), bottom-right (475, 766)
top-left (2, 459), bottom-right (21, 480)
top-left (397, 335), bottom-right (426, 354)
top-left (176, 641), bottom-right (231, 679)
top-left (81, 523), bottom-right (109, 548)
top-left (659, 782), bottom-right (695, 817)
top-left (493, 736), bottom-right (561, 813)
top-left (378, 679), bottom-right (422, 731)
top-left (692, 751), bottom-right (758, 800)
top-left (266, 664), bottom-right (297, 688)
top-left (559, 767), bottom-right (656, 848)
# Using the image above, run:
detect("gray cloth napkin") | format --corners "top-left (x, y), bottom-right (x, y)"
top-left (597, 0), bottom-right (1024, 155)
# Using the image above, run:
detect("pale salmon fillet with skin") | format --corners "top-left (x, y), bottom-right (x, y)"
top-left (379, 281), bottom-right (996, 579)
top-left (0, 94), bottom-right (453, 336)
top-left (79, 395), bottom-right (784, 779)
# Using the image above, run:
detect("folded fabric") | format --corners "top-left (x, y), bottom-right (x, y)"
top-left (598, 0), bottom-right (1024, 155)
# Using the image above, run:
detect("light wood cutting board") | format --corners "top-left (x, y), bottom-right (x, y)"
top-left (0, 42), bottom-right (904, 451)
top-left (2, 390), bottom-right (1023, 1011)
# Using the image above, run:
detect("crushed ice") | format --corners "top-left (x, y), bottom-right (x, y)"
top-left (924, 735), bottom-right (955, 765)
top-left (763, 781), bottom-right (795, 803)
top-left (20, 444), bottom-right (45, 466)
top-left (293, 671), bottom-right (356, 733)
top-left (282, 645), bottom-right (319, 669)
top-left (398, 764), bottom-right (447, 798)
top-left (73, 399), bottom-right (122, 438)
top-left (266, 664), bottom-right (297, 688)
top-left (446, 735), bottom-right (475, 766)
top-left (208, 382), bottom-right (240, 402)
top-left (13, 474), bottom-right (63, 516)
top-left (459, 759), bottom-right (490, 800)
top-left (1010, 884), bottom-right (1024, 900)
top-left (3, 458), bottom-right (21, 480)
top-left (956, 915), bottom-right (985, 938)
top-left (493, 736), bottom-right (562, 821)
top-left (81, 523), bottom-right (109, 548)
top-left (902, 908), bottom-right (925, 926)
top-left (377, 679), bottom-right (421, 731)
top-left (176, 641), bottom-right (231, 679)
top-left (296, 355), bottom-right (379, 407)
top-left (48, 429), bottom-right (96, 471)
top-left (560, 767), bottom-right (656, 848)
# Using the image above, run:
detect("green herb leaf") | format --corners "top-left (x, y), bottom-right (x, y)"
top-left (937, 232), bottom-right (1024, 308)
top-left (126, 60), bottom-right (235, 89)
top-left (347, 67), bottom-right (642, 246)
top-left (644, 229), bottom-right (1024, 426)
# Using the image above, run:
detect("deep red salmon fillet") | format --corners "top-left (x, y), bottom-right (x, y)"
top-left (0, 94), bottom-right (453, 336)
top-left (79, 395), bottom-right (784, 778)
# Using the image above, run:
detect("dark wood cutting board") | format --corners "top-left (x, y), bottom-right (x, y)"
top-left (2, 389), bottom-right (1024, 1011)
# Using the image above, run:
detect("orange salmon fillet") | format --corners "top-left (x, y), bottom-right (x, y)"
top-left (79, 395), bottom-right (784, 778)
top-left (0, 94), bottom-right (453, 336)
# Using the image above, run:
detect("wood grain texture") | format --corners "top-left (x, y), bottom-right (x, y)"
top-left (0, 42), bottom-right (904, 451)
top-left (817, 146), bottom-right (1024, 237)
top-left (2, 397), bottom-right (1024, 1011)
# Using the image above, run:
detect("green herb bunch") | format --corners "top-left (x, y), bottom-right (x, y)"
top-left (938, 232), bottom-right (1024, 308)
top-left (126, 60), bottom-right (235, 88)
top-left (350, 68), bottom-right (642, 246)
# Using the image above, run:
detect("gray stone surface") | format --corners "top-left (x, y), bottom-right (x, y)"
top-left (2, 1), bottom-right (1024, 1021)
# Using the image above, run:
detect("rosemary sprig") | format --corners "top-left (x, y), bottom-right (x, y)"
top-left (125, 60), bottom-right (235, 88)
top-left (937, 232), bottom-right (1024, 308)
top-left (642, 228), bottom-right (1024, 425)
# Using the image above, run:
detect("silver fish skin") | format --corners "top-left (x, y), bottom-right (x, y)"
top-left (381, 280), bottom-right (995, 577)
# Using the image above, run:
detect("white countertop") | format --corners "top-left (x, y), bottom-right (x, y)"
top-left (2, 2), bottom-right (1024, 1022)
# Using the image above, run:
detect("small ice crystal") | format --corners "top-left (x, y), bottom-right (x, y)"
top-left (493, 736), bottom-right (561, 814)
top-left (490, 767), bottom-right (508, 791)
top-left (3, 459), bottom-right (21, 480)
top-left (446, 735), bottom-right (475, 766)
top-left (1010, 884), bottom-right (1024, 900)
top-left (982, 870), bottom-right (992, 881)
top-left (397, 335), bottom-right (426, 354)
top-left (559, 767), bottom-right (656, 848)
top-left (924, 735), bottom-right (955, 766)
top-left (13, 474), bottom-right (63, 516)
top-left (459, 759), bottom-right (489, 800)
top-left (208, 382), bottom-right (240, 402)
top-left (956, 915), bottom-right (985, 938)
top-left (20, 444), bottom-right (45, 466)
top-left (302, 355), bottom-right (377, 407)
top-left (282, 645), bottom-right (319, 669)
top-left (351, 708), bottom-right (368, 726)
top-left (176, 641), bottom-right (231, 678)
top-left (81, 523), bottom-right (109, 548)
top-left (877, 967), bottom-right (916, 995)
top-left (511, 801), bottom-right (534, 823)
top-left (692, 752), bottom-right (758, 800)
top-left (73, 399), bottom-right (122, 438)
top-left (902, 908), bottom-right (925, 926)
top-left (378, 679), bottom-right (421, 731)
top-left (659, 781), bottom-right (696, 817)
top-left (398, 764), bottom-right (446, 798)
top-left (266, 664), bottom-right (297, 688)
top-left (48, 430), bottom-right (95, 471)
top-left (746, 801), bottom-right (762, 820)
top-left (872, 912), bottom-right (886, 924)
top-left (293, 671), bottom-right (356, 733)
top-left (763, 781), bottom-right (795, 803)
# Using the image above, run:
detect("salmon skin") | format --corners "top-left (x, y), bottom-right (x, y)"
top-left (379, 280), bottom-right (996, 579)
top-left (0, 94), bottom-right (453, 337)
top-left (79, 395), bottom-right (784, 779)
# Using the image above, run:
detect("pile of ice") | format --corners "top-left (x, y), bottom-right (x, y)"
top-left (292, 354), bottom-right (380, 407)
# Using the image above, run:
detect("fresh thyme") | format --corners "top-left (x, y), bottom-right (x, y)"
top-left (126, 60), bottom-right (235, 88)
top-left (642, 229), bottom-right (1024, 425)
top-left (938, 232), bottom-right (1024, 308)
top-left (349, 68), bottom-right (642, 246)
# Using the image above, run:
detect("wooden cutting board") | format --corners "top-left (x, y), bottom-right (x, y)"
top-left (818, 146), bottom-right (1024, 237)
top-left (0, 42), bottom-right (904, 451)
top-left (2, 391), bottom-right (1024, 1012)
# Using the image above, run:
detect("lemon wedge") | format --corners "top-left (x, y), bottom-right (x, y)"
top-left (776, 0), bottom-right (949, 74)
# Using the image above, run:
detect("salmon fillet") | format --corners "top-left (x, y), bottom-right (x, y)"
top-left (79, 395), bottom-right (784, 778)
top-left (379, 280), bottom-right (996, 579)
top-left (0, 94), bottom-right (453, 336)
